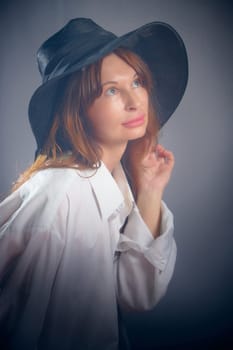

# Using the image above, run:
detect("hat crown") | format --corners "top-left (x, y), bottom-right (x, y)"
top-left (37, 18), bottom-right (117, 81)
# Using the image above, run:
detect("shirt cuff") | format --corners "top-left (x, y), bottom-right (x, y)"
top-left (116, 201), bottom-right (174, 271)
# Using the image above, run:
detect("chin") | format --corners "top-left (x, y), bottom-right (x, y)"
top-left (127, 127), bottom-right (147, 141)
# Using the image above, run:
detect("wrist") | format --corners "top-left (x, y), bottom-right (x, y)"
top-left (136, 191), bottom-right (163, 238)
top-left (136, 187), bottom-right (163, 203)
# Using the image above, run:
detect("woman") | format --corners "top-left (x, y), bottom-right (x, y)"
top-left (0, 18), bottom-right (188, 349)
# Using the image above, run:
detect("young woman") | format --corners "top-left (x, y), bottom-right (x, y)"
top-left (0, 18), bottom-right (188, 349)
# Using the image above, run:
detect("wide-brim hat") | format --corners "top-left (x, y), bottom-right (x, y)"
top-left (29, 18), bottom-right (188, 152)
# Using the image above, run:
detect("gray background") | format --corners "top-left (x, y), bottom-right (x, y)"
top-left (0, 0), bottom-right (233, 349)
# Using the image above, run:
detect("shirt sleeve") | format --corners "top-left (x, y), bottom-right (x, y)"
top-left (115, 200), bottom-right (177, 311)
top-left (0, 224), bottom-right (65, 348)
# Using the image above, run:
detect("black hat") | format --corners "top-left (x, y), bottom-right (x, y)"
top-left (29, 18), bottom-right (188, 151)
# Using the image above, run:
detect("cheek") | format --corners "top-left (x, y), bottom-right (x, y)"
top-left (87, 102), bottom-right (103, 128)
top-left (88, 100), bottom-right (120, 128)
top-left (139, 89), bottom-right (149, 106)
top-left (86, 108), bottom-right (110, 139)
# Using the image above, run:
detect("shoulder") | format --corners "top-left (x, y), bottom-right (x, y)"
top-left (0, 168), bottom-right (93, 235)
top-left (21, 167), bottom-right (92, 198)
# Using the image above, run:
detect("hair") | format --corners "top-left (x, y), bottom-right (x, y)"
top-left (12, 47), bottom-right (160, 195)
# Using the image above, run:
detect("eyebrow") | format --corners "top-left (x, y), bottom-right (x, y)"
top-left (101, 73), bottom-right (138, 87)
top-left (102, 80), bottom-right (118, 87)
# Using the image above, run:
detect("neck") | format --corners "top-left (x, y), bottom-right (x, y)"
top-left (100, 143), bottom-right (127, 173)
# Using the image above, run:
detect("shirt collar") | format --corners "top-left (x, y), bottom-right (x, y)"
top-left (78, 162), bottom-right (134, 220)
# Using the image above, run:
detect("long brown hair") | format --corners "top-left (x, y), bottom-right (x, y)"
top-left (12, 48), bottom-right (159, 192)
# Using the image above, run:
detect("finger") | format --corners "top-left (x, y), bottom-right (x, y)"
top-left (156, 144), bottom-right (173, 159)
top-left (156, 148), bottom-right (175, 168)
top-left (155, 144), bottom-right (166, 157)
top-left (155, 144), bottom-right (167, 157)
top-left (163, 149), bottom-right (174, 159)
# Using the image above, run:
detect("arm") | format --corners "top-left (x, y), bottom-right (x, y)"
top-left (0, 190), bottom-right (66, 347)
top-left (115, 144), bottom-right (176, 310)
top-left (115, 201), bottom-right (176, 311)
top-left (135, 144), bottom-right (175, 238)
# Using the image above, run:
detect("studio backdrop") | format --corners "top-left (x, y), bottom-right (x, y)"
top-left (0, 0), bottom-right (233, 348)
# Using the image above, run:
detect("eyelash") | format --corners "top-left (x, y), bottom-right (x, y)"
top-left (132, 79), bottom-right (142, 88)
top-left (105, 78), bottom-right (143, 96)
top-left (106, 87), bottom-right (117, 96)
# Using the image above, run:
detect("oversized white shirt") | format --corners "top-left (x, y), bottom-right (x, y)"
top-left (0, 162), bottom-right (176, 350)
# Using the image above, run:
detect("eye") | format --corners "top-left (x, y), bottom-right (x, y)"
top-left (132, 78), bottom-right (142, 88)
top-left (105, 87), bottom-right (118, 96)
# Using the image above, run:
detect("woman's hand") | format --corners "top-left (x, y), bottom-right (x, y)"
top-left (128, 143), bottom-right (175, 237)
top-left (135, 144), bottom-right (175, 196)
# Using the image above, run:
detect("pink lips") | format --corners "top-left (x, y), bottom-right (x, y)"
top-left (122, 115), bottom-right (145, 128)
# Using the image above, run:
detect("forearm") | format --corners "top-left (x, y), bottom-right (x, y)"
top-left (136, 190), bottom-right (163, 238)
top-left (115, 201), bottom-right (176, 311)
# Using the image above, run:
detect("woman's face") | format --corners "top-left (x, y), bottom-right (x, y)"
top-left (87, 53), bottom-right (149, 152)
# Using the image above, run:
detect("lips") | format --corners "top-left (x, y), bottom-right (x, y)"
top-left (122, 115), bottom-right (145, 128)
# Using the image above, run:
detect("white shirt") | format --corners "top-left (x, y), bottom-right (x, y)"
top-left (0, 162), bottom-right (176, 350)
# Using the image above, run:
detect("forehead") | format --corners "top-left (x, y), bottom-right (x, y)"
top-left (100, 53), bottom-right (136, 81)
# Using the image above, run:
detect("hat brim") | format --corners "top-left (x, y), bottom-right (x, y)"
top-left (29, 21), bottom-right (188, 150)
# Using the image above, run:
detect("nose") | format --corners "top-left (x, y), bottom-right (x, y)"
top-left (123, 90), bottom-right (140, 111)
